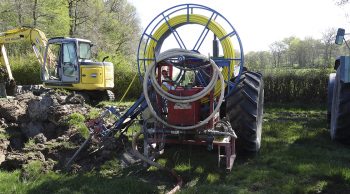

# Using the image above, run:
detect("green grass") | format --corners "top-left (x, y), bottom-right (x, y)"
top-left (67, 113), bottom-right (89, 139)
top-left (0, 130), bottom-right (9, 139)
top-left (1, 103), bottom-right (350, 193)
top-left (24, 138), bottom-right (36, 148)
top-left (97, 100), bottom-right (136, 108)
top-left (176, 104), bottom-right (350, 194)
top-left (86, 108), bottom-right (100, 120)
top-left (0, 170), bottom-right (157, 194)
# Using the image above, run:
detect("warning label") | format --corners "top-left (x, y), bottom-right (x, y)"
top-left (174, 102), bottom-right (192, 109)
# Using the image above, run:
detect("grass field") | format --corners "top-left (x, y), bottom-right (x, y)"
top-left (1, 103), bottom-right (350, 194)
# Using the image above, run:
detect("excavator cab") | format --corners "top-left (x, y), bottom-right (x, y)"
top-left (43, 38), bottom-right (92, 83)
top-left (42, 37), bottom-right (114, 93)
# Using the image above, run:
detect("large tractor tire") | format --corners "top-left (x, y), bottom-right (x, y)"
top-left (226, 71), bottom-right (264, 152)
top-left (327, 73), bottom-right (336, 124)
top-left (330, 69), bottom-right (350, 143)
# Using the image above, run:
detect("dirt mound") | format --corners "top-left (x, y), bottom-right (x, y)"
top-left (0, 89), bottom-right (127, 174)
top-left (0, 136), bottom-right (10, 164)
top-left (0, 93), bottom-right (33, 123)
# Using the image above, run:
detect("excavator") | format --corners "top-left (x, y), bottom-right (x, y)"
top-left (0, 27), bottom-right (115, 101)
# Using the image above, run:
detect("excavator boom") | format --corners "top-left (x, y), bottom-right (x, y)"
top-left (0, 27), bottom-right (48, 81)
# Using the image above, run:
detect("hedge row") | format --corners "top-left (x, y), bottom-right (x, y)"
top-left (10, 58), bottom-right (332, 104)
top-left (263, 69), bottom-right (331, 103)
top-left (116, 69), bottom-right (332, 104)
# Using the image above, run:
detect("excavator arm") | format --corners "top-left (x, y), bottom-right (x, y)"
top-left (0, 27), bottom-right (48, 82)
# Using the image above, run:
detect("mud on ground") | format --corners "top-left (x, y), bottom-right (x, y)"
top-left (0, 90), bottom-right (132, 177)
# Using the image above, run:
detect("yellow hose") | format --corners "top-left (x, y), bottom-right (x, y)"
top-left (145, 14), bottom-right (236, 99)
top-left (117, 72), bottom-right (138, 106)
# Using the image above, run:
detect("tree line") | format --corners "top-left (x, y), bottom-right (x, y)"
top-left (0, 0), bottom-right (143, 99)
top-left (0, 0), bottom-right (141, 64)
top-left (246, 0), bottom-right (349, 71)
top-left (245, 29), bottom-right (350, 71)
top-left (0, 0), bottom-right (349, 101)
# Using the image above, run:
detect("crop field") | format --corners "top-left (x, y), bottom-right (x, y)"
top-left (1, 103), bottom-right (350, 194)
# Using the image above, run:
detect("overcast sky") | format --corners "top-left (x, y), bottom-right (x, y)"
top-left (127, 0), bottom-right (350, 52)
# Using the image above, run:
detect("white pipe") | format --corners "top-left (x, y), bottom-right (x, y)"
top-left (142, 49), bottom-right (225, 130)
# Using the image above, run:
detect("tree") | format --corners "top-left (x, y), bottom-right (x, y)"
top-left (0, 0), bottom-right (70, 37)
top-left (322, 28), bottom-right (337, 67)
top-left (0, 0), bottom-right (28, 29)
top-left (102, 0), bottom-right (140, 56)
top-left (269, 41), bottom-right (286, 67)
top-left (336, 0), bottom-right (349, 5)
top-left (67, 0), bottom-right (90, 37)
top-left (245, 52), bottom-right (259, 70)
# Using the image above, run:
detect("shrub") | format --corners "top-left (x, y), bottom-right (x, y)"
top-left (262, 69), bottom-right (331, 103)
top-left (10, 54), bottom-right (41, 85)
top-left (112, 68), bottom-right (142, 101)
top-left (99, 52), bottom-right (142, 101)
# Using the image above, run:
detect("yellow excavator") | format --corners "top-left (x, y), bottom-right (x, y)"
top-left (0, 27), bottom-right (114, 101)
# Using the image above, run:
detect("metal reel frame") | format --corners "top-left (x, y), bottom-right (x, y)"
top-left (137, 3), bottom-right (245, 98)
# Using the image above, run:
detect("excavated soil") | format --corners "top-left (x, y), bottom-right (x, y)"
top-left (0, 90), bottom-right (131, 174)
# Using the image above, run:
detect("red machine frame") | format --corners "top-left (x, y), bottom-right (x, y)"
top-left (145, 69), bottom-right (236, 170)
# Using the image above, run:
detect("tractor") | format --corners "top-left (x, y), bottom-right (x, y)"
top-left (327, 28), bottom-right (350, 143)
top-left (82, 4), bottom-right (264, 172)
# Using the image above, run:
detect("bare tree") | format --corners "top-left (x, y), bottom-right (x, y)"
top-left (14, 0), bottom-right (25, 26)
top-left (270, 41), bottom-right (286, 67)
top-left (322, 28), bottom-right (337, 67)
top-left (67, 0), bottom-right (90, 37)
top-left (336, 0), bottom-right (349, 5)
top-left (32, 0), bottom-right (49, 27)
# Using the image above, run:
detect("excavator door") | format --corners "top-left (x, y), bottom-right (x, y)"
top-left (43, 39), bottom-right (79, 83)
top-left (60, 42), bottom-right (79, 82)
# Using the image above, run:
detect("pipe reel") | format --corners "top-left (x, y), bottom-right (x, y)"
top-left (137, 4), bottom-right (245, 98)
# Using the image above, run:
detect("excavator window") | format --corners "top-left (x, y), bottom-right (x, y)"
top-left (62, 43), bottom-right (77, 77)
top-left (45, 43), bottom-right (60, 80)
top-left (79, 42), bottom-right (92, 60)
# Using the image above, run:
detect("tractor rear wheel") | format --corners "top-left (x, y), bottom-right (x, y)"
top-left (327, 73), bottom-right (336, 124)
top-left (226, 71), bottom-right (264, 152)
top-left (330, 69), bottom-right (350, 143)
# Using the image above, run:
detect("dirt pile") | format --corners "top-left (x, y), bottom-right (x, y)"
top-left (0, 133), bottom-right (9, 164)
top-left (0, 90), bottom-right (126, 174)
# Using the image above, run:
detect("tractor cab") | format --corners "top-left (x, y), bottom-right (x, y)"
top-left (42, 37), bottom-right (93, 83)
top-left (333, 28), bottom-right (350, 82)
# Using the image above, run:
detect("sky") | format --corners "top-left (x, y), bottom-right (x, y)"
top-left (127, 0), bottom-right (350, 52)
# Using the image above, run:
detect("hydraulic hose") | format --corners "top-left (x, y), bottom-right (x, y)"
top-left (143, 49), bottom-right (225, 130)
top-left (144, 14), bottom-right (237, 100)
